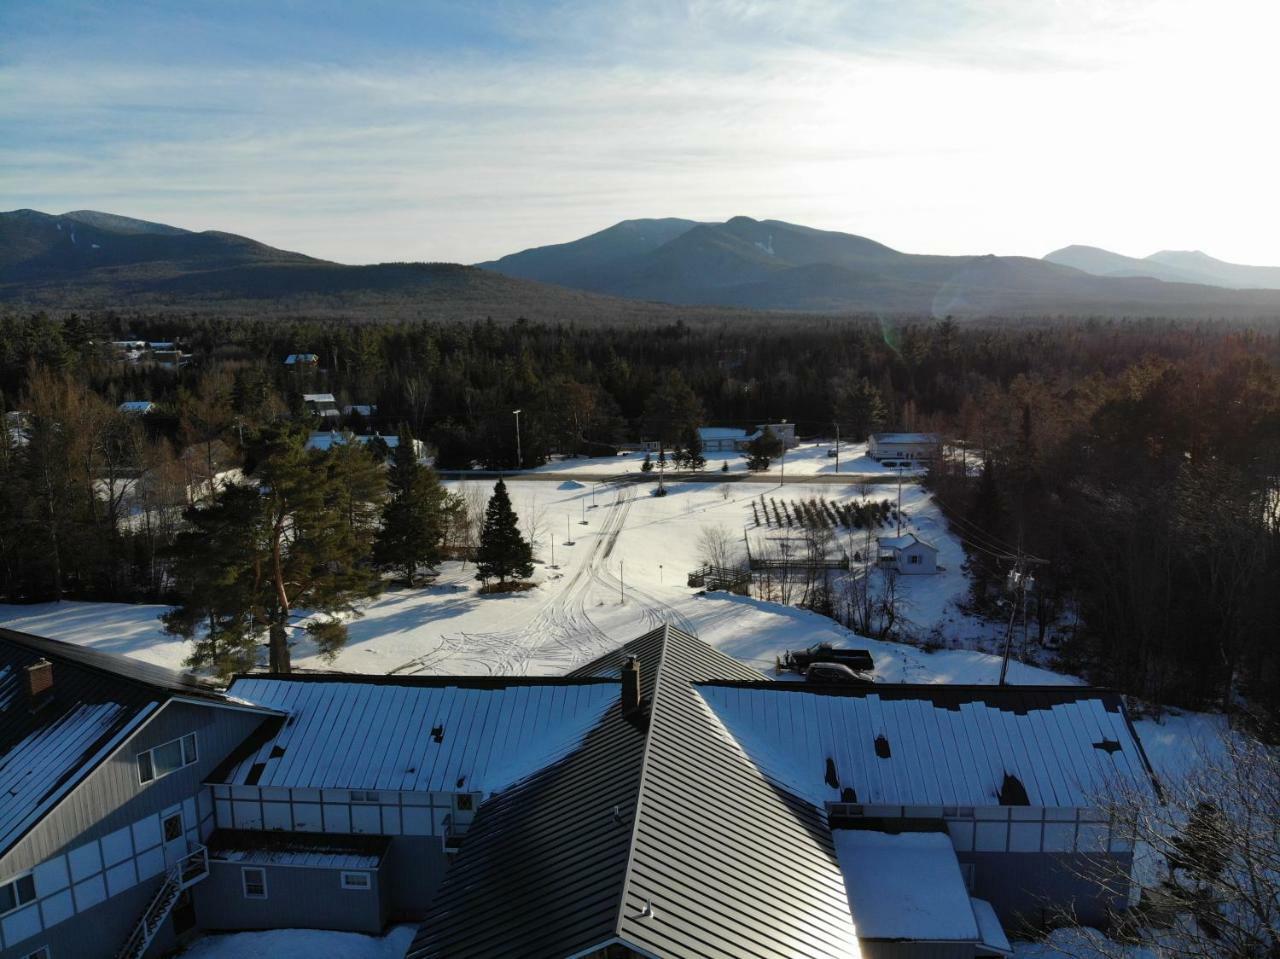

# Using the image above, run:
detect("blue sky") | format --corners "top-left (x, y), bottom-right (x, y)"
top-left (2, 1), bottom-right (1277, 265)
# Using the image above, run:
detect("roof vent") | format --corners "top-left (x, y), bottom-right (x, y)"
top-left (1093, 738), bottom-right (1122, 754)
top-left (874, 734), bottom-right (891, 759)
top-left (638, 900), bottom-right (655, 920)
top-left (824, 757), bottom-right (840, 790)
top-left (841, 787), bottom-right (858, 803)
top-left (431, 725), bottom-right (444, 744)
top-left (999, 773), bottom-right (1030, 806)
top-left (25, 659), bottom-right (54, 713)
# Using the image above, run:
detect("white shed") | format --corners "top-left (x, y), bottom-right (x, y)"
top-left (876, 533), bottom-right (938, 575)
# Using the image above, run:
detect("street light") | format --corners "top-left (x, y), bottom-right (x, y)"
top-left (512, 409), bottom-right (522, 469)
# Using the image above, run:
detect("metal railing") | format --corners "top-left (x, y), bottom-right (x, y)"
top-left (115, 845), bottom-right (209, 959)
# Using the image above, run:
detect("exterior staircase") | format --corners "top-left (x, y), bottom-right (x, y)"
top-left (115, 845), bottom-right (208, 959)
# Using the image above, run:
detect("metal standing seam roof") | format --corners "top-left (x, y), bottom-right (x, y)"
top-left (695, 682), bottom-right (1158, 808)
top-left (0, 628), bottom-right (270, 862)
top-left (407, 625), bottom-right (861, 959)
top-left (219, 675), bottom-right (620, 795)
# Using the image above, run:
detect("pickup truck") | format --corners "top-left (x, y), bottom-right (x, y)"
top-left (782, 642), bottom-right (874, 675)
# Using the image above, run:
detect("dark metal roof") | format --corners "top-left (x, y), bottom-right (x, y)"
top-left (406, 625), bottom-right (860, 959)
top-left (0, 627), bottom-right (273, 862)
top-left (207, 828), bottom-right (391, 868)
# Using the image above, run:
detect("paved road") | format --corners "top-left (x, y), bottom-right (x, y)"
top-left (439, 469), bottom-right (921, 486)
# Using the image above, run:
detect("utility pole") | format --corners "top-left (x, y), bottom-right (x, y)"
top-left (512, 408), bottom-right (522, 470)
top-left (998, 552), bottom-right (1046, 685)
top-left (834, 423), bottom-right (840, 474)
top-left (580, 499), bottom-right (588, 525)
top-left (565, 515), bottom-right (574, 546)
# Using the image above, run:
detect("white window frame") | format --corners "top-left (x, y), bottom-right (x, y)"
top-left (23, 948), bottom-right (51, 959)
top-left (241, 866), bottom-right (268, 900)
top-left (0, 872), bottom-right (37, 916)
top-left (340, 871), bottom-right (372, 890)
top-left (138, 733), bottom-right (198, 784)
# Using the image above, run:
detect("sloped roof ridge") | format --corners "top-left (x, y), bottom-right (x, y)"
top-left (0, 626), bottom-right (227, 701)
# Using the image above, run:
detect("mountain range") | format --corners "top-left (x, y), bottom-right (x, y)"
top-left (1043, 245), bottom-right (1280, 290)
top-left (5, 207), bottom-right (1280, 320)
top-left (480, 216), bottom-right (1280, 316)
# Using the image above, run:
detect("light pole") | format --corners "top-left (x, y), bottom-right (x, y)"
top-left (834, 423), bottom-right (840, 474)
top-left (896, 467), bottom-right (905, 535)
top-left (512, 409), bottom-right (522, 470)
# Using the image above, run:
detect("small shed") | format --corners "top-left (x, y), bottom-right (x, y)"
top-left (877, 533), bottom-right (938, 575)
top-left (194, 830), bottom-right (391, 934)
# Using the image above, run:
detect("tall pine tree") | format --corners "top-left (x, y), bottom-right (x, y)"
top-left (374, 425), bottom-right (452, 586)
top-left (475, 479), bottom-right (533, 586)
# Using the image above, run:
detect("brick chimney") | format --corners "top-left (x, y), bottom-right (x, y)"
top-left (26, 659), bottom-right (54, 712)
top-left (621, 655), bottom-right (641, 715)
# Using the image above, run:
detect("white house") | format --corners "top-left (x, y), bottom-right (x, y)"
top-left (306, 431), bottom-right (428, 463)
top-left (869, 432), bottom-right (940, 466)
top-left (877, 533), bottom-right (939, 574)
top-left (692, 422), bottom-right (799, 453)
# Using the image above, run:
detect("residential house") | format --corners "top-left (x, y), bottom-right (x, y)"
top-left (688, 422), bottom-right (799, 454)
top-left (305, 431), bottom-right (427, 463)
top-left (0, 625), bottom-right (1156, 959)
top-left (118, 402), bottom-right (157, 416)
top-left (284, 354), bottom-right (319, 368)
top-left (877, 533), bottom-right (939, 575)
top-left (868, 432), bottom-right (940, 466)
top-left (301, 394), bottom-right (341, 421)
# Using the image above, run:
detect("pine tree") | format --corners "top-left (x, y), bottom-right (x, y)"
top-left (640, 451), bottom-right (653, 472)
top-left (745, 427), bottom-right (784, 471)
top-left (677, 425), bottom-right (705, 470)
top-left (374, 425), bottom-right (451, 586)
top-left (163, 485), bottom-right (265, 677)
top-left (475, 479), bottom-right (533, 586)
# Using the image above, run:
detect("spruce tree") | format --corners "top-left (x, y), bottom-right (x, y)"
top-left (745, 427), bottom-right (784, 471)
top-left (475, 478), bottom-right (533, 586)
top-left (374, 425), bottom-right (450, 587)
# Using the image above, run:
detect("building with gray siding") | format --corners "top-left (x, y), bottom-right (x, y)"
top-left (0, 623), bottom-right (1158, 959)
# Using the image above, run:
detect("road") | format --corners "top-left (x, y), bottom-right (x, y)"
top-left (439, 469), bottom-right (921, 486)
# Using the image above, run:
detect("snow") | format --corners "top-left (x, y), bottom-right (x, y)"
top-left (833, 829), bottom-right (979, 942)
top-left (0, 479), bottom-right (1067, 685)
top-left (1013, 927), bottom-right (1154, 958)
top-left (180, 926), bottom-right (416, 959)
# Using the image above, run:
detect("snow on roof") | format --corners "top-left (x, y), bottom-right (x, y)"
top-left (118, 401), bottom-right (155, 413)
top-left (971, 897), bottom-right (1013, 955)
top-left (876, 533), bottom-right (937, 552)
top-left (834, 829), bottom-right (979, 942)
top-left (207, 829), bottom-right (388, 870)
top-left (305, 432), bottom-right (400, 453)
top-left (302, 393), bottom-right (337, 403)
top-left (284, 353), bottom-right (318, 364)
top-left (697, 683), bottom-right (1157, 808)
top-left (698, 427), bottom-right (749, 440)
top-left (220, 676), bottom-right (619, 796)
top-left (871, 432), bottom-right (939, 444)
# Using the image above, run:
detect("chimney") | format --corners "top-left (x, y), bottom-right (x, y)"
top-left (621, 656), bottom-right (641, 715)
top-left (26, 659), bottom-right (54, 712)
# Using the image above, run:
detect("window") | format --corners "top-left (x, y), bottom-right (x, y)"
top-left (241, 867), bottom-right (267, 900)
top-left (0, 874), bottom-right (36, 915)
top-left (138, 734), bottom-right (198, 784)
top-left (340, 871), bottom-right (371, 890)
top-left (162, 812), bottom-right (183, 843)
top-left (908, 554), bottom-right (921, 565)
top-left (23, 948), bottom-right (50, 959)
top-left (350, 791), bottom-right (381, 804)
top-left (454, 794), bottom-right (474, 813)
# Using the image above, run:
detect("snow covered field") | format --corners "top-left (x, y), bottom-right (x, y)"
top-left (0, 478), bottom-right (1058, 685)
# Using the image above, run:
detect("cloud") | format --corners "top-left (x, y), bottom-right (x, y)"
top-left (1, 0), bottom-right (1278, 265)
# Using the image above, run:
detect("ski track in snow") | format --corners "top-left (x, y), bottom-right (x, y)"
top-left (390, 486), bottom-right (691, 677)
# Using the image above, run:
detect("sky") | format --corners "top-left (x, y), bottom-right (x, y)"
top-left (2, 0), bottom-right (1278, 266)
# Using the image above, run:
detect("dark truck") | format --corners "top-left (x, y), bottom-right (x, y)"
top-left (781, 642), bottom-right (874, 676)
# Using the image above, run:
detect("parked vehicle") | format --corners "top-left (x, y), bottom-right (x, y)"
top-left (782, 642), bottom-right (874, 674)
top-left (804, 662), bottom-right (867, 684)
